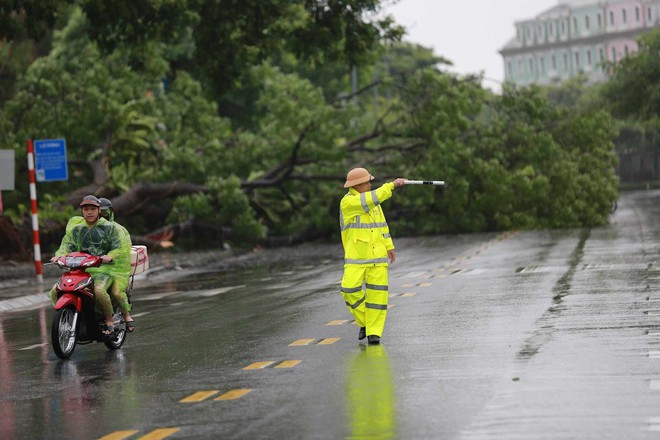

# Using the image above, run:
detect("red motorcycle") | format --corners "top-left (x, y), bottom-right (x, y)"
top-left (49, 252), bottom-right (129, 359)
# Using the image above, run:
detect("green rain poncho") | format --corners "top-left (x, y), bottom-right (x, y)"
top-left (57, 216), bottom-right (132, 292)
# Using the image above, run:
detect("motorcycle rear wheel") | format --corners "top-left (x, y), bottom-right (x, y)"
top-left (104, 309), bottom-right (126, 350)
top-left (51, 306), bottom-right (77, 359)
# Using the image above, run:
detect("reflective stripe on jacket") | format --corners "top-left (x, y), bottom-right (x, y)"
top-left (340, 182), bottom-right (395, 266)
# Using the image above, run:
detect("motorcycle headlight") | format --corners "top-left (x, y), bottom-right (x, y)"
top-left (65, 256), bottom-right (86, 267)
top-left (74, 278), bottom-right (93, 291)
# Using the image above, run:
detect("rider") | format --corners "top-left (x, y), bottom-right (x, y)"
top-left (98, 197), bottom-right (135, 332)
top-left (49, 195), bottom-right (123, 335)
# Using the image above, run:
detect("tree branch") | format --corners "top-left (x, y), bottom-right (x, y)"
top-left (112, 182), bottom-right (207, 215)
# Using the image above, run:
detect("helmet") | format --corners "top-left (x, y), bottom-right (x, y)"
top-left (343, 167), bottom-right (374, 188)
top-left (99, 198), bottom-right (113, 211)
top-left (79, 195), bottom-right (101, 207)
top-left (98, 197), bottom-right (115, 221)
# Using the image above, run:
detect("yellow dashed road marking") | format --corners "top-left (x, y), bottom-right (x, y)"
top-left (179, 390), bottom-right (219, 403)
top-left (215, 389), bottom-right (252, 400)
top-left (401, 283), bottom-right (415, 288)
top-left (417, 282), bottom-right (432, 287)
top-left (388, 304), bottom-right (396, 309)
top-left (290, 339), bottom-right (315, 346)
top-left (326, 319), bottom-right (348, 326)
top-left (275, 360), bottom-right (301, 369)
top-left (98, 431), bottom-right (139, 440)
top-left (318, 338), bottom-right (340, 345)
top-left (243, 361), bottom-right (276, 370)
top-left (137, 428), bottom-right (181, 440)
top-left (400, 292), bottom-right (417, 297)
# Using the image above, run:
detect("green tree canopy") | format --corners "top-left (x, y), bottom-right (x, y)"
top-left (603, 29), bottom-right (660, 121)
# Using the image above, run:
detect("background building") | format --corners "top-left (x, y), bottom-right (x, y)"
top-left (500, 0), bottom-right (660, 86)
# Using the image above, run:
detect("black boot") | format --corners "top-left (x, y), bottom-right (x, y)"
top-left (358, 327), bottom-right (366, 340)
top-left (367, 335), bottom-right (380, 345)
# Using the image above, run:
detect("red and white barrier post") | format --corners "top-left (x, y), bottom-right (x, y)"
top-left (26, 139), bottom-right (43, 285)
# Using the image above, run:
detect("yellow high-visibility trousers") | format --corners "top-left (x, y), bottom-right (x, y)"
top-left (340, 265), bottom-right (388, 337)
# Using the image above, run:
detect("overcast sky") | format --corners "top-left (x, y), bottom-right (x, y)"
top-left (384, 0), bottom-right (558, 89)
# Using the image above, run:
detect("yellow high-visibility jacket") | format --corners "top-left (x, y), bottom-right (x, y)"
top-left (340, 182), bottom-right (395, 266)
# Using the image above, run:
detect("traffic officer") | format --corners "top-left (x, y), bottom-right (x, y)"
top-left (339, 167), bottom-right (406, 344)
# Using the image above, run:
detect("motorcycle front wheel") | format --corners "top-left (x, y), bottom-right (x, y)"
top-left (51, 306), bottom-right (78, 359)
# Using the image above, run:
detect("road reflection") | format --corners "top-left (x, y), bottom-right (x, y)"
top-left (0, 318), bottom-right (16, 439)
top-left (345, 344), bottom-right (397, 439)
top-left (51, 351), bottom-right (139, 437)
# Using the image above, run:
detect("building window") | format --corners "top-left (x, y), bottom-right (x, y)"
top-left (573, 17), bottom-right (578, 32)
top-left (529, 58), bottom-right (534, 72)
top-left (623, 9), bottom-right (627, 24)
top-left (610, 11), bottom-right (615, 26)
top-left (549, 22), bottom-right (554, 36)
top-left (518, 59), bottom-right (524, 73)
top-left (636, 6), bottom-right (640, 22)
top-left (649, 7), bottom-right (653, 22)
top-left (575, 52), bottom-right (580, 67)
top-left (599, 48), bottom-right (605, 62)
top-left (561, 20), bottom-right (566, 34)
top-left (597, 13), bottom-right (602, 28)
top-left (540, 57), bottom-right (545, 73)
top-left (585, 16), bottom-right (590, 29)
top-left (587, 50), bottom-right (592, 66)
top-left (563, 52), bottom-right (569, 68)
top-left (624, 45), bottom-right (629, 56)
top-left (552, 54), bottom-right (557, 70)
top-left (507, 61), bottom-right (513, 75)
top-left (611, 47), bottom-right (617, 62)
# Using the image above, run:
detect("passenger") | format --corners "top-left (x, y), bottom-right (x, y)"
top-left (99, 198), bottom-right (135, 332)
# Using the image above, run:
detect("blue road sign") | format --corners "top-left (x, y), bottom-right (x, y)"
top-left (34, 139), bottom-right (68, 182)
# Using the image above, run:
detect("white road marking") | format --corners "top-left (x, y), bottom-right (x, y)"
top-left (18, 343), bottom-right (48, 351)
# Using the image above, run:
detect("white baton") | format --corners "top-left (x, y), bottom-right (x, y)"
top-left (403, 180), bottom-right (445, 186)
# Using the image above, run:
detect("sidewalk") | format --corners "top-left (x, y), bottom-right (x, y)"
top-left (0, 267), bottom-right (57, 313)
top-left (0, 291), bottom-right (51, 313)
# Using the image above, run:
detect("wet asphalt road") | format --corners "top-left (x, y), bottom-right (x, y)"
top-left (2, 190), bottom-right (660, 439)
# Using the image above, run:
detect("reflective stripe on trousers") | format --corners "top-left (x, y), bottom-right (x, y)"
top-left (340, 265), bottom-right (388, 337)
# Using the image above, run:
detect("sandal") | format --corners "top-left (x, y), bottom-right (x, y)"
top-left (100, 323), bottom-right (114, 336)
top-left (126, 321), bottom-right (135, 332)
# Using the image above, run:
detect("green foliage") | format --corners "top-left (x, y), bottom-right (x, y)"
top-left (37, 194), bottom-right (78, 226)
top-left (603, 29), bottom-right (660, 121)
top-left (168, 176), bottom-right (265, 244)
top-left (2, 8), bottom-right (161, 162)
top-left (388, 77), bottom-right (618, 234)
top-left (76, 0), bottom-right (402, 122)
top-left (599, 30), bottom-right (660, 178)
top-left (0, 0), bottom-right (72, 42)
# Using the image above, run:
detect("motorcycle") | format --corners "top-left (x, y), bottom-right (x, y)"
top-left (49, 252), bottom-right (130, 359)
